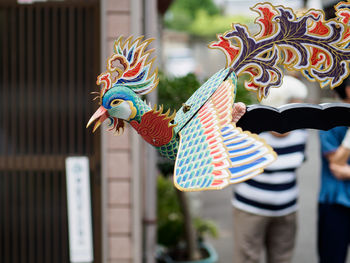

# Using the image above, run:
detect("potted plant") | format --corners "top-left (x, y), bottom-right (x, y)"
top-left (156, 174), bottom-right (218, 263)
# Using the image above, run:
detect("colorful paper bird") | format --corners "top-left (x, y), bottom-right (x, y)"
top-left (87, 2), bottom-right (350, 191)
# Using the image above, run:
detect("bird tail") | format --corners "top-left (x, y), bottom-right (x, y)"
top-left (209, 2), bottom-right (350, 100)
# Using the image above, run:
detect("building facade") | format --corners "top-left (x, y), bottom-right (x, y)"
top-left (0, 0), bottom-right (155, 262)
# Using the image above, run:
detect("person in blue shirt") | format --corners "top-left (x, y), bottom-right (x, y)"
top-left (318, 78), bottom-right (350, 263)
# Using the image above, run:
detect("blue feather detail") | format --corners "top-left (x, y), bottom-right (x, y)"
top-left (117, 70), bottom-right (146, 84)
top-left (176, 174), bottom-right (181, 184)
top-left (221, 126), bottom-right (230, 132)
top-left (230, 150), bottom-right (260, 162)
top-left (228, 144), bottom-right (256, 154)
top-left (179, 159), bottom-right (184, 167)
top-left (226, 139), bottom-right (249, 148)
top-left (229, 156), bottom-right (268, 174)
top-left (127, 46), bottom-right (134, 62)
top-left (186, 163), bottom-right (193, 172)
top-left (201, 177), bottom-right (208, 188)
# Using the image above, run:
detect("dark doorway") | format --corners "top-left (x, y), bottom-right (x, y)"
top-left (0, 1), bottom-right (101, 262)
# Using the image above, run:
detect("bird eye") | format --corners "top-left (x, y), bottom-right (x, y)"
top-left (110, 99), bottom-right (123, 107)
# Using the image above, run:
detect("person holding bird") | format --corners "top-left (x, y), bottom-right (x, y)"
top-left (231, 74), bottom-right (309, 263)
top-left (318, 78), bottom-right (350, 263)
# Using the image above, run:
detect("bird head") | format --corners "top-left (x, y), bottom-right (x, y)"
top-left (87, 36), bottom-right (158, 133)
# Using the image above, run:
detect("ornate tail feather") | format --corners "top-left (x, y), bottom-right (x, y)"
top-left (209, 1), bottom-right (350, 100)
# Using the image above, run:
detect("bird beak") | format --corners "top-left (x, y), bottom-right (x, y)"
top-left (86, 106), bottom-right (109, 132)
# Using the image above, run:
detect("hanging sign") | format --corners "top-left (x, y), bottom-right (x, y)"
top-left (66, 157), bottom-right (94, 263)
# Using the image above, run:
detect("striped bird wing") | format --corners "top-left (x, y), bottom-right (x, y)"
top-left (174, 78), bottom-right (277, 191)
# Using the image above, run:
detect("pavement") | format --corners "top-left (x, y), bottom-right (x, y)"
top-left (197, 130), bottom-right (350, 263)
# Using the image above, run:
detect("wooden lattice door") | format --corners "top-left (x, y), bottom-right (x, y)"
top-left (0, 1), bottom-right (101, 262)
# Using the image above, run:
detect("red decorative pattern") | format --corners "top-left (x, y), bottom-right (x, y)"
top-left (308, 20), bottom-right (329, 36)
top-left (124, 58), bottom-right (145, 78)
top-left (208, 35), bottom-right (240, 67)
top-left (255, 4), bottom-right (278, 38)
top-left (96, 73), bottom-right (112, 97)
top-left (338, 7), bottom-right (350, 46)
top-left (196, 80), bottom-right (235, 188)
top-left (309, 47), bottom-right (331, 68)
top-left (130, 109), bottom-right (175, 147)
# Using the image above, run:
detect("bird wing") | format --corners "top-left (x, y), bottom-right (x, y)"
top-left (174, 77), bottom-right (277, 191)
top-left (174, 68), bottom-right (230, 134)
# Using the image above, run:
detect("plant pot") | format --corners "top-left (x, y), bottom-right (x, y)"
top-left (157, 242), bottom-right (218, 263)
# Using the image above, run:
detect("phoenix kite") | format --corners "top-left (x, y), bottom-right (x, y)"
top-left (87, 2), bottom-right (350, 191)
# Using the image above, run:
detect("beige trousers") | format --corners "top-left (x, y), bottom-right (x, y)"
top-left (233, 207), bottom-right (297, 263)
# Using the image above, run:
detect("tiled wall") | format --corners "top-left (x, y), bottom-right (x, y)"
top-left (106, 129), bottom-right (133, 263)
top-left (104, 0), bottom-right (134, 262)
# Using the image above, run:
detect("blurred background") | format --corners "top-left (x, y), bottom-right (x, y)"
top-left (0, 0), bottom-right (348, 262)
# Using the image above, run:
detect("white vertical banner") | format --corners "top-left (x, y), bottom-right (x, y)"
top-left (66, 157), bottom-right (94, 263)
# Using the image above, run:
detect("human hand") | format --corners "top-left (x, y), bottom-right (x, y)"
top-left (341, 128), bottom-right (350, 150)
top-left (232, 102), bottom-right (246, 124)
top-left (329, 163), bottom-right (350, 180)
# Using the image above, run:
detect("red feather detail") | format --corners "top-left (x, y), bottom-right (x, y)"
top-left (213, 163), bottom-right (224, 169)
top-left (97, 73), bottom-right (112, 95)
top-left (284, 48), bottom-right (295, 63)
top-left (256, 6), bottom-right (276, 37)
top-left (124, 58), bottom-right (145, 78)
top-left (209, 35), bottom-right (240, 64)
top-left (130, 109), bottom-right (175, 147)
top-left (339, 10), bottom-right (350, 24)
top-left (211, 180), bottom-right (224, 186)
top-left (310, 47), bottom-right (331, 67)
top-left (213, 154), bottom-right (223, 160)
top-left (195, 80), bottom-right (235, 186)
top-left (204, 127), bottom-right (215, 135)
top-left (338, 9), bottom-right (350, 45)
top-left (308, 20), bottom-right (329, 36)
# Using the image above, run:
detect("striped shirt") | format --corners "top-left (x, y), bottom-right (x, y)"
top-left (232, 130), bottom-right (307, 216)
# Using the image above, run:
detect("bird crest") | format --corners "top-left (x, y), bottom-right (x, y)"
top-left (96, 36), bottom-right (159, 103)
top-left (209, 1), bottom-right (350, 100)
top-left (92, 36), bottom-right (159, 134)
